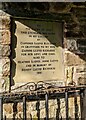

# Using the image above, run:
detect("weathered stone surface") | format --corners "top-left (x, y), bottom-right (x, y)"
top-left (65, 51), bottom-right (86, 66)
top-left (0, 58), bottom-right (2, 76)
top-left (2, 58), bottom-right (10, 76)
top-left (0, 11), bottom-right (10, 93)
top-left (78, 75), bottom-right (86, 85)
top-left (0, 57), bottom-right (10, 91)
top-left (65, 66), bottom-right (75, 85)
top-left (2, 3), bottom-right (86, 38)
top-left (17, 103), bottom-right (23, 112)
top-left (75, 65), bottom-right (86, 85)
top-left (0, 2), bottom-right (86, 119)
top-left (0, 10), bottom-right (10, 17)
top-left (60, 99), bottom-right (66, 118)
top-left (2, 98), bottom-right (81, 119)
top-left (0, 30), bottom-right (10, 44)
top-left (0, 78), bottom-right (5, 92)
top-left (0, 17), bottom-right (10, 30)
top-left (16, 112), bottom-right (23, 119)
top-left (4, 104), bottom-right (13, 114)
top-left (69, 98), bottom-right (75, 118)
top-left (66, 38), bottom-right (78, 51)
top-left (26, 111), bottom-right (31, 119)
top-left (65, 65), bottom-right (86, 85)
top-left (0, 77), bottom-right (9, 92)
top-left (75, 65), bottom-right (86, 73)
top-left (0, 45), bottom-right (10, 56)
top-left (69, 97), bottom-right (81, 118)
top-left (65, 38), bottom-right (86, 54)
top-left (0, 58), bottom-right (10, 76)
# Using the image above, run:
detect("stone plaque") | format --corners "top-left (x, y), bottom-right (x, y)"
top-left (12, 18), bottom-right (64, 84)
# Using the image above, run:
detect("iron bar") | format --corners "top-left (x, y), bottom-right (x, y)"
top-left (80, 90), bottom-right (84, 120)
top-left (3, 115), bottom-right (6, 120)
top-left (56, 98), bottom-right (60, 120)
top-left (23, 96), bottom-right (26, 120)
top-left (0, 96), bottom-right (3, 120)
top-left (74, 92), bottom-right (78, 119)
top-left (13, 102), bottom-right (17, 120)
top-left (45, 93), bottom-right (49, 120)
top-left (83, 89), bottom-right (86, 120)
top-left (3, 90), bottom-right (81, 103)
top-left (36, 100), bottom-right (40, 120)
top-left (65, 91), bottom-right (68, 120)
top-left (0, 86), bottom-right (86, 120)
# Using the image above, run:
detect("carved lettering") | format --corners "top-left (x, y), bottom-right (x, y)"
top-left (13, 19), bottom-right (64, 83)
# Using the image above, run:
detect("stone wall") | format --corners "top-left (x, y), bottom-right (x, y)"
top-left (1, 2), bottom-right (86, 90)
top-left (0, 2), bottom-right (86, 119)
top-left (0, 10), bottom-right (10, 92)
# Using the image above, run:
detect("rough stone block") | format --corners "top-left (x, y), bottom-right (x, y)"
top-left (65, 65), bottom-right (86, 86)
top-left (0, 30), bottom-right (10, 44)
top-left (0, 59), bottom-right (2, 76)
top-left (0, 78), bottom-right (5, 91)
top-left (65, 66), bottom-right (75, 85)
top-left (69, 97), bottom-right (81, 118)
top-left (66, 38), bottom-right (78, 52)
top-left (65, 51), bottom-right (86, 66)
top-left (2, 98), bottom-right (81, 119)
top-left (0, 76), bottom-right (10, 92)
top-left (0, 17), bottom-right (10, 30)
top-left (0, 58), bottom-right (10, 77)
top-left (2, 58), bottom-right (10, 76)
top-left (4, 104), bottom-right (13, 114)
top-left (60, 98), bottom-right (66, 118)
top-left (17, 103), bottom-right (23, 112)
top-left (0, 10), bottom-right (10, 17)
top-left (78, 76), bottom-right (86, 85)
top-left (16, 112), bottom-right (23, 119)
top-left (69, 98), bottom-right (75, 118)
top-left (0, 45), bottom-right (10, 56)
top-left (75, 65), bottom-right (86, 85)
top-left (3, 103), bottom-right (13, 118)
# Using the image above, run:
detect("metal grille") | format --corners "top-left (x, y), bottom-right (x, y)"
top-left (0, 82), bottom-right (86, 120)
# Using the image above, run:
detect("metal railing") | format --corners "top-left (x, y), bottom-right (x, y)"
top-left (0, 82), bottom-right (86, 120)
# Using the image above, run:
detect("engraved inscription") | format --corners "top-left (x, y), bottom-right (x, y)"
top-left (12, 19), bottom-right (64, 83)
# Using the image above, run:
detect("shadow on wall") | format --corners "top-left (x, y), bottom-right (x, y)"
top-left (10, 19), bottom-right (17, 86)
